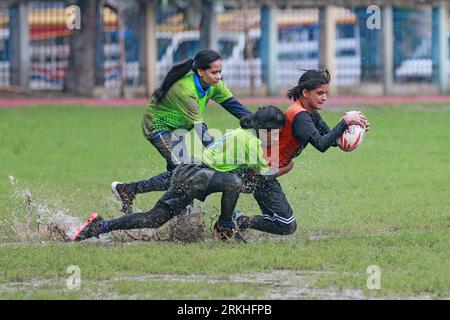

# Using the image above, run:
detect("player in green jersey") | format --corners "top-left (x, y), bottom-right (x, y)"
top-left (70, 106), bottom-right (294, 242)
top-left (112, 49), bottom-right (252, 214)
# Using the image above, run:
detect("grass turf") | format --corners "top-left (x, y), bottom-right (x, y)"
top-left (0, 103), bottom-right (448, 299)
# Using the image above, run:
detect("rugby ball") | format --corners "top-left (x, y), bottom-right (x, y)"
top-left (337, 124), bottom-right (365, 152)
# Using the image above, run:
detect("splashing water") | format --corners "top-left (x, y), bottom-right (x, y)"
top-left (4, 175), bottom-right (83, 242)
top-left (3, 176), bottom-right (222, 244)
top-left (8, 175), bottom-right (17, 186)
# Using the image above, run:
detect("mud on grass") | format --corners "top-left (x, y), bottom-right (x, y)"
top-left (1, 270), bottom-right (446, 300)
top-left (0, 270), bottom-right (371, 300)
top-left (0, 184), bottom-right (275, 245)
top-left (1, 106), bottom-right (449, 299)
top-left (0, 182), bottom-right (211, 244)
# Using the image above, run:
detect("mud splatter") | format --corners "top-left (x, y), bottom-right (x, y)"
top-left (166, 206), bottom-right (207, 243)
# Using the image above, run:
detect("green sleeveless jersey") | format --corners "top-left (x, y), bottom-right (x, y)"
top-left (143, 73), bottom-right (233, 135)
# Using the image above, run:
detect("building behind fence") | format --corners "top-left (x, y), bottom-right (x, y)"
top-left (0, 0), bottom-right (448, 96)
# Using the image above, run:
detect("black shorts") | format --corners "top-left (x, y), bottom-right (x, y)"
top-left (171, 164), bottom-right (215, 201)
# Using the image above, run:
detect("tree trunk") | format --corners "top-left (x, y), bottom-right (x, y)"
top-left (200, 0), bottom-right (217, 50)
top-left (65, 0), bottom-right (98, 96)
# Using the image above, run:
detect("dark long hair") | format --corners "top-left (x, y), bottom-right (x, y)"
top-left (152, 49), bottom-right (222, 103)
top-left (287, 69), bottom-right (331, 101)
top-left (240, 105), bottom-right (285, 131)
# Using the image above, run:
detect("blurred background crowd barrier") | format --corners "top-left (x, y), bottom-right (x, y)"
top-left (0, 0), bottom-right (448, 97)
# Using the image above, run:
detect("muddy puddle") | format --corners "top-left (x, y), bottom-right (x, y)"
top-left (0, 270), bottom-right (443, 300)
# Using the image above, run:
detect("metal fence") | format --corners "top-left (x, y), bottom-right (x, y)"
top-left (97, 3), bottom-right (142, 88)
top-left (155, 6), bottom-right (362, 88)
top-left (393, 6), bottom-right (433, 83)
top-left (29, 1), bottom-right (71, 90)
top-left (152, 3), bottom-right (450, 90)
top-left (1, 1), bottom-right (143, 90)
top-left (0, 1), bottom-right (448, 93)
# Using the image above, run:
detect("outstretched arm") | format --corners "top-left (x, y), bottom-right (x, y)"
top-left (293, 111), bottom-right (368, 153)
top-left (220, 97), bottom-right (253, 119)
top-left (292, 112), bottom-right (348, 153)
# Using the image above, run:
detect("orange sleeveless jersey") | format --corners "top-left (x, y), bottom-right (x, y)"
top-left (266, 100), bottom-right (306, 168)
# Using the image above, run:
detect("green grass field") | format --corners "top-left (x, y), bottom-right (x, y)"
top-left (0, 103), bottom-right (449, 299)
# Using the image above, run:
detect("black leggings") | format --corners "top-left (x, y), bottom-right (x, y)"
top-left (107, 171), bottom-right (242, 231)
top-left (242, 178), bottom-right (297, 235)
top-left (110, 174), bottom-right (297, 236)
top-left (126, 127), bottom-right (213, 195)
top-left (244, 215), bottom-right (297, 235)
top-left (124, 131), bottom-right (186, 195)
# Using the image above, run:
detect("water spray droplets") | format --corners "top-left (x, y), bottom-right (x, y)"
top-left (5, 175), bottom-right (82, 242)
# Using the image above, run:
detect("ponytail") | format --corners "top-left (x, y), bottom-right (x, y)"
top-left (287, 69), bottom-right (331, 101)
top-left (287, 86), bottom-right (301, 101)
top-left (152, 49), bottom-right (223, 103)
top-left (152, 59), bottom-right (194, 103)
